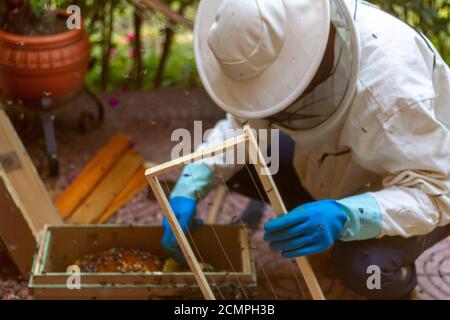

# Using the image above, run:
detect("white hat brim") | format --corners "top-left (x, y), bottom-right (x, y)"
top-left (195, 0), bottom-right (332, 119)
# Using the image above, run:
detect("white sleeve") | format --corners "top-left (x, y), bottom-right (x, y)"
top-left (369, 100), bottom-right (450, 238)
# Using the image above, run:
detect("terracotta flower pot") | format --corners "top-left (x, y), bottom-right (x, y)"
top-left (0, 11), bottom-right (90, 105)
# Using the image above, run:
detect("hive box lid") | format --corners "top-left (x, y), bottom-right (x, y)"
top-left (0, 108), bottom-right (62, 277)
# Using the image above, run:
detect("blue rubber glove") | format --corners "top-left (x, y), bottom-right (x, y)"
top-left (161, 196), bottom-right (203, 265)
top-left (264, 200), bottom-right (348, 258)
top-left (161, 163), bottom-right (214, 265)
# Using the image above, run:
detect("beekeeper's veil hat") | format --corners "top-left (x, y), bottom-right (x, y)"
top-left (195, 0), bottom-right (360, 123)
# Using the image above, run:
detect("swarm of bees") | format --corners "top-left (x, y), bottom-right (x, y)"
top-left (73, 248), bottom-right (163, 273)
top-left (72, 247), bottom-right (216, 274)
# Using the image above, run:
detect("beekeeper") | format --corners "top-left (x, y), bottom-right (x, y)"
top-left (161, 0), bottom-right (450, 299)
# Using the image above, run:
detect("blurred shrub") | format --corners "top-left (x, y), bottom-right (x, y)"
top-left (371, 0), bottom-right (449, 64)
top-left (47, 0), bottom-right (199, 91)
top-left (7, 1), bottom-right (444, 90)
top-left (84, 0), bottom-right (449, 90)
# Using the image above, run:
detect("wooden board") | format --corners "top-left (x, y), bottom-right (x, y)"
top-left (206, 186), bottom-right (227, 224)
top-left (67, 152), bottom-right (143, 224)
top-left (0, 108), bottom-right (62, 277)
top-left (147, 176), bottom-right (216, 300)
top-left (0, 178), bottom-right (37, 277)
top-left (56, 134), bottom-right (133, 219)
top-left (145, 134), bottom-right (248, 177)
top-left (96, 164), bottom-right (149, 224)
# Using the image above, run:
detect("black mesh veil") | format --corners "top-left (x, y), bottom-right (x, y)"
top-left (267, 0), bottom-right (357, 131)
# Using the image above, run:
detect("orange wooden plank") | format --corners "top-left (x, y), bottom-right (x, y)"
top-left (56, 134), bottom-right (133, 218)
top-left (96, 165), bottom-right (148, 224)
top-left (67, 152), bottom-right (143, 225)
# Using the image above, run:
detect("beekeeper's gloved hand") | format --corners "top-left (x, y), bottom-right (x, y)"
top-left (162, 197), bottom-right (204, 264)
top-left (161, 163), bottom-right (214, 265)
top-left (264, 195), bottom-right (382, 258)
top-left (264, 200), bottom-right (347, 257)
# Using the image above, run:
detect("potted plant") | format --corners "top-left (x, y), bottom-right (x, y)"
top-left (0, 0), bottom-right (90, 105)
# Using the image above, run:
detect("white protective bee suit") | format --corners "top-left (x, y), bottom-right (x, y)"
top-left (172, 0), bottom-right (450, 242)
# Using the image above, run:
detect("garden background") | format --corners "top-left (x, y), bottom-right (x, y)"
top-left (7, 0), bottom-right (447, 92)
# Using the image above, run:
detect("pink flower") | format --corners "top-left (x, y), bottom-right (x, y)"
top-left (126, 32), bottom-right (136, 43)
top-left (108, 97), bottom-right (120, 108)
top-left (109, 48), bottom-right (118, 58)
top-left (127, 49), bottom-right (135, 57)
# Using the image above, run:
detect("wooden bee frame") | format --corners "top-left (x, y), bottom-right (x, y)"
top-left (145, 125), bottom-right (325, 300)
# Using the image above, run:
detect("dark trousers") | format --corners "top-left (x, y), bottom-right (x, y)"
top-left (227, 134), bottom-right (450, 299)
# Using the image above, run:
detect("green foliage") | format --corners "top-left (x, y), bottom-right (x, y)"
top-left (66, 0), bottom-right (199, 91)
top-left (370, 0), bottom-right (450, 64)
top-left (2, 1), bottom-right (448, 90)
top-left (83, 0), bottom-right (450, 91)
top-left (30, 0), bottom-right (45, 14)
top-left (80, 1), bottom-right (198, 91)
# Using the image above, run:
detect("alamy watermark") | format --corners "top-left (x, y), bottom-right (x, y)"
top-left (367, 265), bottom-right (381, 290)
top-left (66, 5), bottom-right (82, 30)
top-left (171, 121), bottom-right (280, 175)
top-left (66, 265), bottom-right (81, 290)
